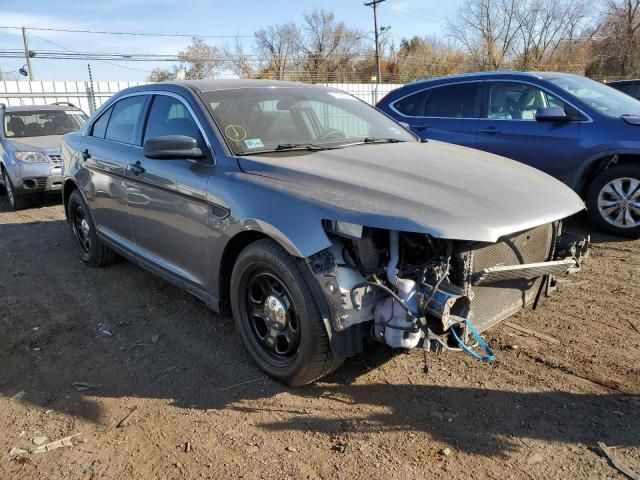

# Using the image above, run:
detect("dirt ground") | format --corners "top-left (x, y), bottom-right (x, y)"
top-left (0, 195), bottom-right (638, 480)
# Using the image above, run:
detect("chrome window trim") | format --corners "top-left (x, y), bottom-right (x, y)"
top-left (388, 80), bottom-right (483, 120)
top-left (389, 78), bottom-right (593, 124)
top-left (83, 90), bottom-right (216, 163)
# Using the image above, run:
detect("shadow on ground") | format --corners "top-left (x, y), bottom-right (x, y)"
top-left (1, 199), bottom-right (638, 459)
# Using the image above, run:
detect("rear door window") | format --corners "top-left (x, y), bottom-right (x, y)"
top-left (420, 83), bottom-right (480, 118)
top-left (104, 96), bottom-right (146, 144)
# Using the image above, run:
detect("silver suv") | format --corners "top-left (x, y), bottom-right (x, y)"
top-left (0, 103), bottom-right (87, 210)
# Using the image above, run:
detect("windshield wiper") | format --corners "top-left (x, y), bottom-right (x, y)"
top-left (239, 143), bottom-right (337, 155)
top-left (275, 143), bottom-right (333, 151)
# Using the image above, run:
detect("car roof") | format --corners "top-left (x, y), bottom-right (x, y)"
top-left (167, 79), bottom-right (324, 92)
top-left (2, 104), bottom-right (82, 113)
top-left (404, 70), bottom-right (580, 86)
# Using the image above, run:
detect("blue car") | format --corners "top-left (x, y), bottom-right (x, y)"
top-left (377, 72), bottom-right (640, 237)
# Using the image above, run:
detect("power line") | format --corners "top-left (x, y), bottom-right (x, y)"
top-left (28, 32), bottom-right (152, 73)
top-left (0, 25), bottom-right (254, 39)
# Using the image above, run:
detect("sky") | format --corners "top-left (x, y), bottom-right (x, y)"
top-left (0, 0), bottom-right (464, 81)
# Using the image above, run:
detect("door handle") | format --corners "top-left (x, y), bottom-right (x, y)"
top-left (413, 124), bottom-right (429, 132)
top-left (127, 161), bottom-right (145, 176)
top-left (81, 148), bottom-right (91, 160)
top-left (479, 127), bottom-right (501, 135)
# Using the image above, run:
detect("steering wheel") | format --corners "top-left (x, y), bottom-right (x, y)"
top-left (318, 128), bottom-right (346, 141)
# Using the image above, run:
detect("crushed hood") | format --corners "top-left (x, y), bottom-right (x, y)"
top-left (6, 135), bottom-right (63, 153)
top-left (237, 141), bottom-right (585, 243)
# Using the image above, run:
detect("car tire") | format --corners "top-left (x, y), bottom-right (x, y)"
top-left (586, 164), bottom-right (640, 238)
top-left (230, 239), bottom-right (343, 386)
top-left (68, 190), bottom-right (119, 267)
top-left (3, 171), bottom-right (28, 210)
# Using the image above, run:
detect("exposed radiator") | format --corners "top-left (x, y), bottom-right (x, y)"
top-left (459, 223), bottom-right (555, 333)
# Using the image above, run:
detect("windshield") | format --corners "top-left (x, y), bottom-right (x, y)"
top-left (548, 75), bottom-right (640, 117)
top-left (4, 110), bottom-right (87, 138)
top-left (201, 86), bottom-right (415, 155)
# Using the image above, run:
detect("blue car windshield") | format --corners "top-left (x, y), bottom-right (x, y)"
top-left (548, 75), bottom-right (640, 117)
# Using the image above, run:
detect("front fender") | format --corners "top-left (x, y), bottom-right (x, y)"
top-left (571, 147), bottom-right (640, 191)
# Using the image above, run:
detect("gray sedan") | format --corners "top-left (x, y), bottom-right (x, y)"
top-left (61, 80), bottom-right (588, 385)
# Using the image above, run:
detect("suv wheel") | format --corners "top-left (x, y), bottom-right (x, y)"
top-left (230, 239), bottom-right (343, 386)
top-left (68, 190), bottom-right (119, 267)
top-left (586, 164), bottom-right (640, 237)
top-left (3, 171), bottom-right (27, 210)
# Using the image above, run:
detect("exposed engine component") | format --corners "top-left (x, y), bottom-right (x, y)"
top-left (374, 278), bottom-right (421, 349)
top-left (315, 221), bottom-right (589, 358)
top-left (420, 281), bottom-right (471, 331)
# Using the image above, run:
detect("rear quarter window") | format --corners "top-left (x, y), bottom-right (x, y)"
top-left (392, 90), bottom-right (428, 117)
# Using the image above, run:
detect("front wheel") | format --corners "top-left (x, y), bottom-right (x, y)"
top-left (3, 171), bottom-right (28, 210)
top-left (230, 239), bottom-right (343, 386)
top-left (586, 165), bottom-right (640, 238)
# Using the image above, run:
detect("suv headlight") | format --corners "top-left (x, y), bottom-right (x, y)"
top-left (15, 152), bottom-right (49, 163)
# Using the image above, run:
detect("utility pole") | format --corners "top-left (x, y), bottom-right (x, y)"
top-left (21, 27), bottom-right (33, 80)
top-left (364, 0), bottom-right (385, 84)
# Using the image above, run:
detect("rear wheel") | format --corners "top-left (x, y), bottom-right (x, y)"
top-left (586, 165), bottom-right (640, 238)
top-left (68, 190), bottom-right (119, 267)
top-left (230, 239), bottom-right (343, 386)
top-left (3, 171), bottom-right (28, 210)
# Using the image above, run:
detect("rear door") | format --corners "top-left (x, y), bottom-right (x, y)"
top-left (404, 82), bottom-right (481, 147)
top-left (126, 93), bottom-right (212, 292)
top-left (82, 95), bottom-right (147, 244)
top-left (475, 81), bottom-right (582, 179)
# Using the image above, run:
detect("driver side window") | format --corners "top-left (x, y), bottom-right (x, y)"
top-left (485, 82), bottom-right (568, 121)
top-left (143, 95), bottom-right (202, 144)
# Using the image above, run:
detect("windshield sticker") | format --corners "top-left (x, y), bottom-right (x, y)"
top-left (224, 124), bottom-right (247, 142)
top-left (328, 92), bottom-right (356, 100)
top-left (244, 138), bottom-right (264, 149)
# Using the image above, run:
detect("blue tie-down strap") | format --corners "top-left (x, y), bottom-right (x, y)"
top-left (449, 318), bottom-right (495, 362)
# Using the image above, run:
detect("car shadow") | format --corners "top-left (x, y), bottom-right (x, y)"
top-left (0, 213), bottom-right (638, 459)
top-left (563, 212), bottom-right (633, 244)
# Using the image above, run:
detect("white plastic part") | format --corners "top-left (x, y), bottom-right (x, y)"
top-left (374, 277), bottom-right (421, 349)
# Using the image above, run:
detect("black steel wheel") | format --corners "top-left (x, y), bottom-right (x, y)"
top-left (230, 239), bottom-right (343, 386)
top-left (67, 189), bottom-right (119, 267)
top-left (245, 270), bottom-right (301, 363)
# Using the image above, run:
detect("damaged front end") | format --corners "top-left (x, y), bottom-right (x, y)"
top-left (309, 220), bottom-right (589, 359)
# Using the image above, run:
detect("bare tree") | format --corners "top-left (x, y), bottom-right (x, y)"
top-left (515, 0), bottom-right (592, 70)
top-left (147, 67), bottom-right (176, 82)
top-left (384, 36), bottom-right (466, 81)
top-left (296, 9), bottom-right (364, 81)
top-left (448, 0), bottom-right (523, 70)
top-left (223, 38), bottom-right (255, 79)
top-left (254, 22), bottom-right (299, 80)
top-left (588, 0), bottom-right (640, 78)
top-left (146, 37), bottom-right (222, 81)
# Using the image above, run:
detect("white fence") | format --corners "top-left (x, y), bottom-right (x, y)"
top-left (0, 81), bottom-right (402, 114)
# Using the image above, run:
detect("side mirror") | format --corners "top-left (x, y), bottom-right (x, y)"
top-left (535, 107), bottom-right (569, 123)
top-left (143, 135), bottom-right (205, 160)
